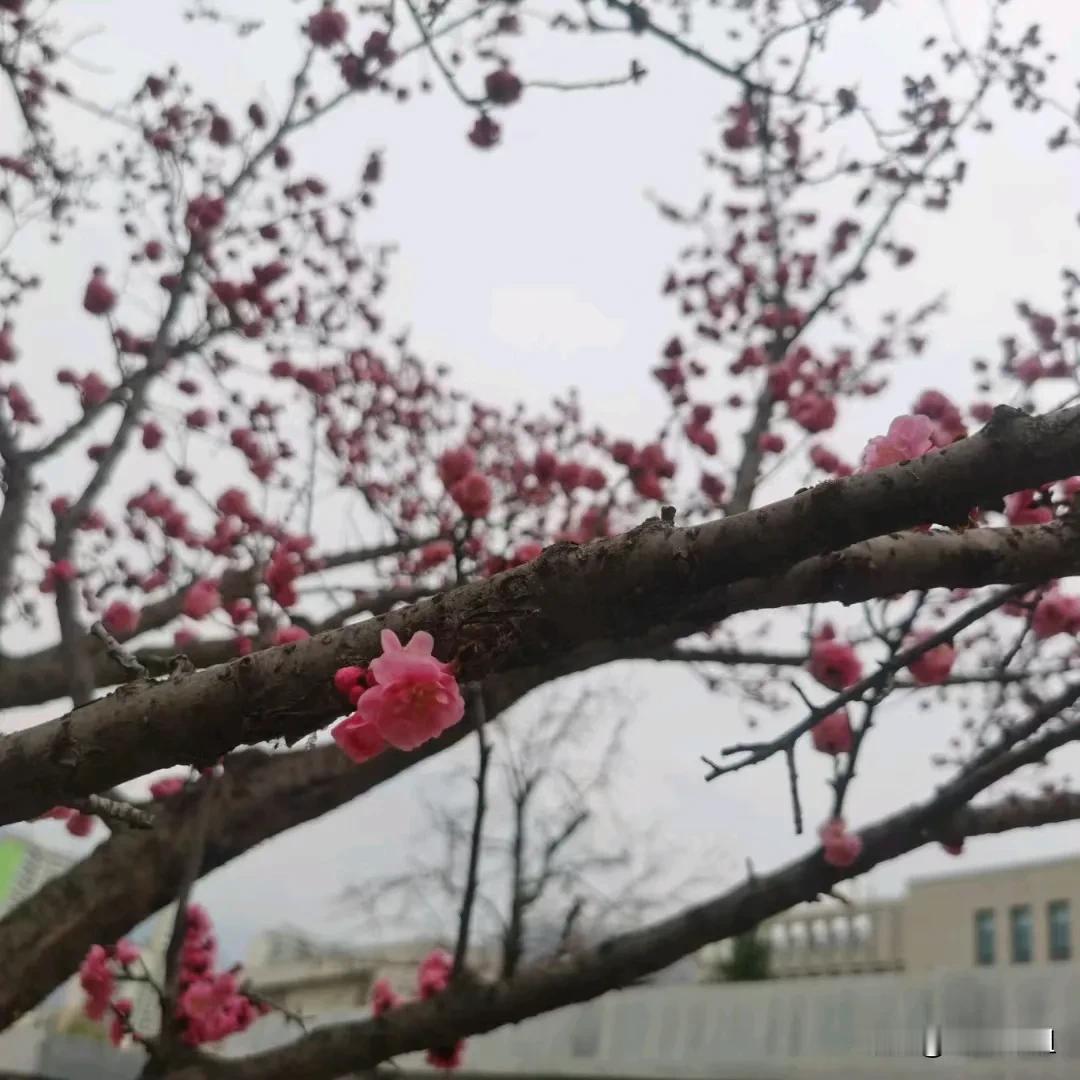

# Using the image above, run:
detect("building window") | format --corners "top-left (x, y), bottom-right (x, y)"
top-left (1010, 905), bottom-right (1033, 964)
top-left (1048, 900), bottom-right (1071, 961)
top-left (975, 909), bottom-right (995, 966)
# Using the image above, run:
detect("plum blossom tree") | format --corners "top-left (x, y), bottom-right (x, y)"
top-left (1, 0), bottom-right (1080, 1076)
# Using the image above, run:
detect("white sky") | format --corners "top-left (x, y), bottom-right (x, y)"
top-left (4, 0), bottom-right (1080, 965)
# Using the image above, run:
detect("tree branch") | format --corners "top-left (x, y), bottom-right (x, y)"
top-left (2, 402), bottom-right (1080, 822)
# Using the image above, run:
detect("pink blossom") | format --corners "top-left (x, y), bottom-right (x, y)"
top-left (371, 978), bottom-right (400, 1016)
top-left (333, 665), bottom-right (367, 697)
top-left (418, 948), bottom-right (453, 999)
top-left (331, 712), bottom-right (388, 763)
top-left (66, 812), bottom-right (95, 837)
top-left (150, 777), bottom-right (186, 800)
top-left (810, 710), bottom-right (853, 755)
top-left (859, 414), bottom-right (934, 472)
top-left (1004, 489), bottom-right (1053, 526)
top-left (818, 818), bottom-right (863, 868)
top-left (347, 630), bottom-right (466, 752)
top-left (1032, 587), bottom-right (1080, 640)
top-left (113, 939), bottom-right (140, 967)
top-left (272, 625), bottom-right (309, 645)
top-left (437, 446), bottom-right (476, 488)
top-left (102, 600), bottom-right (140, 637)
top-left (79, 945), bottom-right (115, 1020)
top-left (450, 471), bottom-right (493, 518)
top-left (808, 635), bottom-right (862, 690)
top-left (905, 633), bottom-right (956, 685)
top-left (788, 391), bottom-right (837, 434)
top-left (183, 580), bottom-right (221, 619)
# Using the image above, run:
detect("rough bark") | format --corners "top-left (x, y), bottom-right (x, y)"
top-left (1, 404), bottom-right (1078, 824)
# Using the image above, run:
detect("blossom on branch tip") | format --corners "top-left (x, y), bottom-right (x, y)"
top-left (810, 710), bottom-right (853, 755)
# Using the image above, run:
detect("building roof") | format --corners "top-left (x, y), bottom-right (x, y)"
top-left (906, 850), bottom-right (1080, 888)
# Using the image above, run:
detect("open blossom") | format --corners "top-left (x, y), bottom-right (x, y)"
top-left (905, 633), bottom-right (956, 685)
top-left (810, 710), bottom-right (853, 755)
top-left (808, 634), bottom-right (862, 690)
top-left (819, 818), bottom-right (862, 868)
top-left (183, 579), bottom-right (221, 619)
top-left (859, 414), bottom-right (934, 472)
top-left (332, 630), bottom-right (465, 756)
top-left (1032, 587), bottom-right (1080, 640)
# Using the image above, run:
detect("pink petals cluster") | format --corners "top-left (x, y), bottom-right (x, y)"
top-left (370, 949), bottom-right (465, 1071)
top-left (818, 818), bottom-right (862, 868)
top-left (79, 908), bottom-right (266, 1049)
top-left (807, 627), bottom-right (862, 690)
top-left (859, 414), bottom-right (934, 473)
top-left (438, 446), bottom-right (493, 519)
top-left (1032, 586), bottom-right (1080, 640)
top-left (174, 904), bottom-right (267, 1045)
top-left (904, 633), bottom-right (957, 685)
top-left (79, 941), bottom-right (139, 1045)
top-left (331, 630), bottom-right (465, 762)
top-left (810, 710), bottom-right (853, 755)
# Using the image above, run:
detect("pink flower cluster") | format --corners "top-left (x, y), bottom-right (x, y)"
top-left (80, 908), bottom-right (266, 1049)
top-left (1032, 586), bottom-right (1080, 640)
top-left (808, 626), bottom-right (862, 690)
top-left (79, 941), bottom-right (140, 1045)
top-left (370, 949), bottom-right (465, 1071)
top-left (331, 630), bottom-right (465, 762)
top-left (439, 446), bottom-right (493, 519)
top-left (173, 904), bottom-right (268, 1045)
top-left (859, 414), bottom-right (935, 473)
top-left (905, 632), bottom-right (956, 686)
top-left (818, 818), bottom-right (862, 868)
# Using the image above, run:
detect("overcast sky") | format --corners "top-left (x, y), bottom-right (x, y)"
top-left (4, 0), bottom-right (1080, 966)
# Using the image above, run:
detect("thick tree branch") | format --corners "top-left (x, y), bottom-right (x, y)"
top-left (1, 404), bottom-right (1079, 823)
